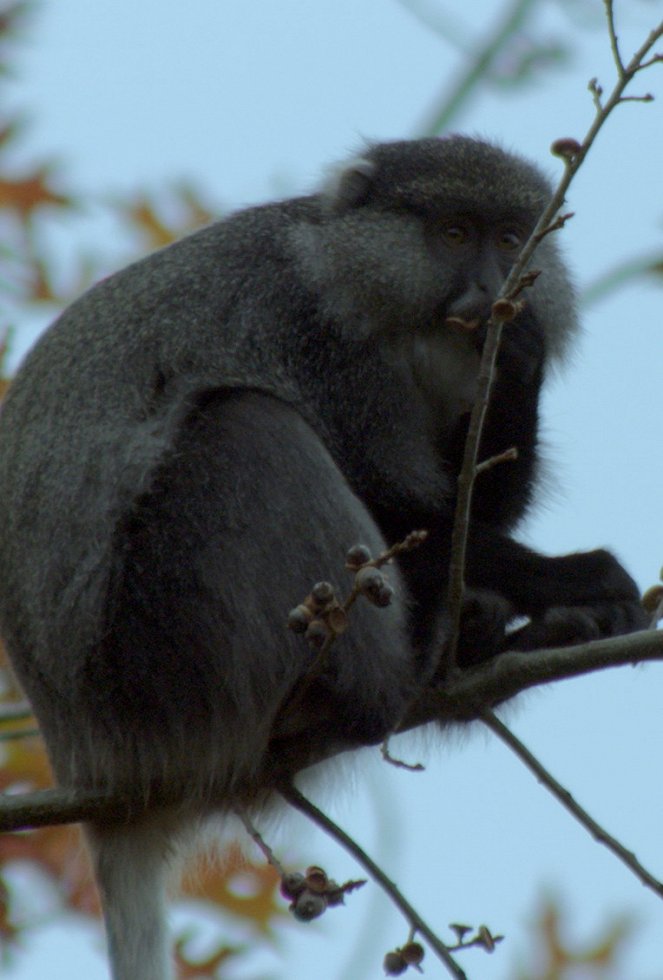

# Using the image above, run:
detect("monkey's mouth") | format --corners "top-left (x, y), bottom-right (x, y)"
top-left (444, 315), bottom-right (482, 333)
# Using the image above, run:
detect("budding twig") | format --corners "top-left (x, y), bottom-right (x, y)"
top-left (279, 780), bottom-right (468, 980)
top-left (444, 6), bottom-right (663, 669)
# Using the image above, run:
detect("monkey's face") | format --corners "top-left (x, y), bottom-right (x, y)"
top-left (290, 135), bottom-right (577, 363)
top-left (425, 214), bottom-right (530, 328)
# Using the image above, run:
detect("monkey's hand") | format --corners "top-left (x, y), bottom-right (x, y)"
top-left (455, 549), bottom-right (647, 664)
top-left (454, 588), bottom-right (515, 667)
top-left (502, 548), bottom-right (648, 652)
top-left (475, 312), bottom-right (546, 386)
top-left (505, 598), bottom-right (648, 651)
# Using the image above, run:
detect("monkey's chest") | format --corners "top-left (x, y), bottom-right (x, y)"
top-left (406, 330), bottom-right (482, 440)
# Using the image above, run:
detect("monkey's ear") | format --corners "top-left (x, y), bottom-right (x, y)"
top-left (322, 157), bottom-right (376, 213)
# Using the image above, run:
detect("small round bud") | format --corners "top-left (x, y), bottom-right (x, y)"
top-left (287, 604), bottom-right (313, 633)
top-left (345, 544), bottom-right (372, 569)
top-left (304, 866), bottom-right (328, 893)
top-left (305, 619), bottom-right (329, 649)
top-left (372, 583), bottom-right (395, 608)
top-left (355, 565), bottom-right (385, 599)
top-left (403, 529), bottom-right (428, 549)
top-left (292, 889), bottom-right (327, 922)
top-left (477, 925), bottom-right (497, 952)
top-left (401, 942), bottom-right (425, 966)
top-left (449, 922), bottom-right (472, 943)
top-left (491, 298), bottom-right (519, 322)
top-left (326, 606), bottom-right (348, 635)
top-left (280, 872), bottom-right (306, 899)
top-left (383, 951), bottom-right (407, 976)
top-left (311, 581), bottom-right (335, 606)
top-left (551, 137), bottom-right (582, 161)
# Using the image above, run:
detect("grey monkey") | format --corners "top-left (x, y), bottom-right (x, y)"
top-left (0, 137), bottom-right (645, 979)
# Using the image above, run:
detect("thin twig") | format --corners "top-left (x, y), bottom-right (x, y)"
top-left (236, 806), bottom-right (287, 876)
top-left (0, 786), bottom-right (139, 832)
top-left (475, 446), bottom-right (518, 476)
top-left (399, 628), bottom-right (663, 732)
top-left (419, 0), bottom-right (538, 135)
top-left (445, 10), bottom-right (663, 666)
top-left (278, 781), bottom-right (468, 980)
top-left (604, 0), bottom-right (624, 76)
top-left (581, 252), bottom-right (663, 306)
top-left (278, 531), bottom-right (427, 727)
top-left (639, 53), bottom-right (663, 71)
top-left (482, 709), bottom-right (663, 900)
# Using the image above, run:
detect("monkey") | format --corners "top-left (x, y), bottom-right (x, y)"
top-left (0, 137), bottom-right (646, 979)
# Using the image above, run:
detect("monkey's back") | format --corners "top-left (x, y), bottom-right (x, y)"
top-left (0, 206), bottom-right (299, 643)
top-left (0, 209), bottom-right (294, 778)
top-left (0, 197), bottom-right (422, 799)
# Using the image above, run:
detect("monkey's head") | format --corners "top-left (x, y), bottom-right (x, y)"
top-left (291, 136), bottom-right (577, 364)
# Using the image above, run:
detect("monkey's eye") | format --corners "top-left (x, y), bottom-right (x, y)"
top-left (441, 223), bottom-right (469, 246)
top-left (496, 228), bottom-right (522, 251)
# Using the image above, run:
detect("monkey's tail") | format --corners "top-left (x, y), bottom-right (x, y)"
top-left (85, 818), bottom-right (177, 980)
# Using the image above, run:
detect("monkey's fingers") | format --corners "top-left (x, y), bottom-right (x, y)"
top-left (454, 589), bottom-right (514, 667)
top-left (505, 599), bottom-right (648, 652)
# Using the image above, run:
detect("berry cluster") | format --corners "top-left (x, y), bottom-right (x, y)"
top-left (280, 865), bottom-right (365, 922)
top-left (287, 543), bottom-right (396, 650)
top-left (383, 941), bottom-right (425, 975)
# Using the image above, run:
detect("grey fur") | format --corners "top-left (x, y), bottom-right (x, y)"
top-left (0, 137), bottom-right (643, 979)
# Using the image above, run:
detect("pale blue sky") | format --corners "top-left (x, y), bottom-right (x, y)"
top-left (3, 2), bottom-right (663, 978)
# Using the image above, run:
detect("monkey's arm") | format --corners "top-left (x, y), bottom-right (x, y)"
top-left (382, 316), bottom-right (645, 663)
top-left (465, 318), bottom-right (645, 654)
top-left (393, 510), bottom-right (645, 667)
top-left (464, 524), bottom-right (647, 659)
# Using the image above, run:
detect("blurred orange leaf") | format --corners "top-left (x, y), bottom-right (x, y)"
top-left (0, 1), bottom-right (29, 47)
top-left (0, 167), bottom-right (72, 218)
top-left (122, 184), bottom-right (215, 249)
top-left (518, 896), bottom-right (635, 979)
top-left (174, 934), bottom-right (242, 979)
top-left (183, 842), bottom-right (283, 936)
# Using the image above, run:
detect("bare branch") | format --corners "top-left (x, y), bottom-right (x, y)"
top-left (279, 781), bottom-right (469, 980)
top-left (482, 709), bottom-right (663, 900)
top-left (2, 630), bottom-right (662, 835)
top-left (638, 53), bottom-right (663, 71)
top-left (401, 629), bottom-right (663, 730)
top-left (475, 446), bottom-right (518, 476)
top-left (444, 10), bottom-right (663, 667)
top-left (419, 0), bottom-right (538, 135)
top-left (0, 785), bottom-right (132, 833)
top-left (236, 806), bottom-right (287, 876)
top-left (604, 0), bottom-right (624, 77)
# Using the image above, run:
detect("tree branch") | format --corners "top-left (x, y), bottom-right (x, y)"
top-left (399, 628), bottom-right (663, 731)
top-left (444, 8), bottom-right (663, 666)
top-left (279, 781), bottom-right (468, 980)
top-left (418, 0), bottom-right (538, 135)
top-left (3, 629), bottom-right (661, 833)
top-left (482, 709), bottom-right (663, 900)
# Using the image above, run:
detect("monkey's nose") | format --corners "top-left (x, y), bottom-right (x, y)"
top-left (446, 282), bottom-right (493, 324)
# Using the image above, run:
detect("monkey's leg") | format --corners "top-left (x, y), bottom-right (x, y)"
top-left (72, 389), bottom-right (423, 979)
